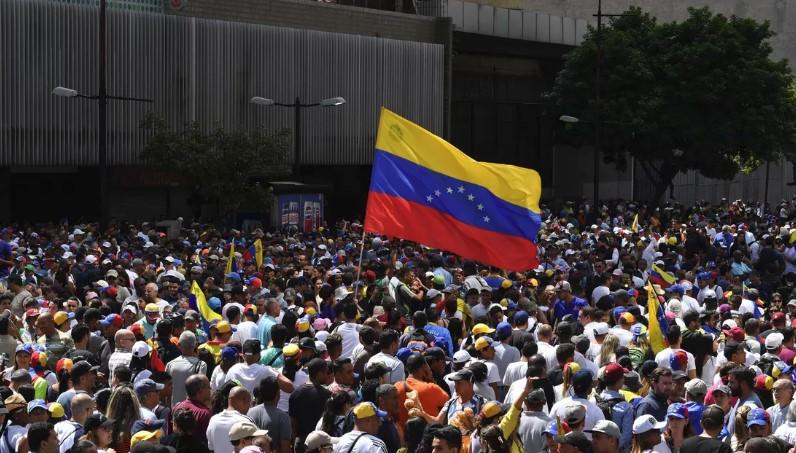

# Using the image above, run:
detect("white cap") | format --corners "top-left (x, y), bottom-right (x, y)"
top-left (702, 289), bottom-right (717, 299)
top-left (632, 414), bottom-right (666, 434)
top-left (766, 332), bottom-right (785, 350)
top-left (721, 319), bottom-right (737, 330)
top-left (453, 350), bottom-right (472, 365)
top-left (84, 255), bottom-right (97, 264)
top-left (315, 341), bottom-right (327, 353)
top-left (123, 304), bottom-right (138, 314)
top-left (593, 323), bottom-right (609, 336)
top-left (132, 341), bottom-right (152, 358)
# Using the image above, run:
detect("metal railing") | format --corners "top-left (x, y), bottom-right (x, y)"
top-left (414, 0), bottom-right (447, 17)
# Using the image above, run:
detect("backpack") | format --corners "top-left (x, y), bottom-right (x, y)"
top-left (403, 328), bottom-right (435, 351)
top-left (595, 393), bottom-right (625, 420)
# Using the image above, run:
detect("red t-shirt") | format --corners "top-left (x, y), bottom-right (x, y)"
top-left (173, 398), bottom-right (211, 442)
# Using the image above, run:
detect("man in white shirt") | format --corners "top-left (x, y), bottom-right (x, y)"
top-left (135, 379), bottom-right (165, 421)
top-left (207, 387), bottom-right (254, 453)
top-left (54, 393), bottom-right (93, 453)
top-left (334, 303), bottom-right (361, 360)
top-left (333, 402), bottom-right (388, 453)
top-left (231, 304), bottom-right (260, 343)
top-left (591, 275), bottom-right (611, 305)
top-left (549, 370), bottom-right (605, 432)
top-left (654, 325), bottom-right (697, 379)
top-left (366, 330), bottom-right (405, 384)
top-left (535, 325), bottom-right (557, 372)
top-left (774, 400), bottom-right (796, 445)
top-left (225, 339), bottom-right (294, 395)
top-left (609, 312), bottom-right (634, 347)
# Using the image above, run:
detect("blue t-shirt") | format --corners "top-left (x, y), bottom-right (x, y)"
top-left (685, 401), bottom-right (705, 434)
top-left (553, 297), bottom-right (588, 322)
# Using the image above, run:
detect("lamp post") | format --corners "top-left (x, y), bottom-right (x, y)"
top-left (250, 96), bottom-right (345, 179)
top-left (51, 0), bottom-right (152, 230)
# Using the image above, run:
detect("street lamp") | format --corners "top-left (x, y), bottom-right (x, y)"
top-left (250, 95), bottom-right (346, 179)
top-left (559, 115), bottom-right (580, 124)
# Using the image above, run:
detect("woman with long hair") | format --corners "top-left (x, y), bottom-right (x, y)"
top-left (317, 390), bottom-right (353, 437)
top-left (467, 361), bottom-right (495, 400)
top-left (396, 417), bottom-right (428, 453)
top-left (2, 344), bottom-right (31, 384)
top-left (732, 405), bottom-right (753, 451)
top-left (630, 414), bottom-right (665, 453)
top-left (555, 361), bottom-right (581, 402)
top-left (660, 403), bottom-right (693, 453)
top-left (106, 385), bottom-right (141, 453)
top-left (80, 413), bottom-right (116, 453)
top-left (628, 328), bottom-right (652, 370)
top-left (596, 334), bottom-right (619, 367)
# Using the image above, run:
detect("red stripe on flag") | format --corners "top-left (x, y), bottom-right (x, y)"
top-left (365, 191), bottom-right (538, 270)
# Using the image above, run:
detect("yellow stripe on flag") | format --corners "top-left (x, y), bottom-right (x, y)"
top-left (646, 282), bottom-right (666, 354)
top-left (192, 281), bottom-right (221, 324)
top-left (651, 264), bottom-right (676, 286)
top-left (225, 242), bottom-right (235, 275)
top-left (375, 108), bottom-right (541, 213)
top-left (254, 239), bottom-right (263, 270)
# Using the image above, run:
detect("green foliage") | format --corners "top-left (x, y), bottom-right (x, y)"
top-left (547, 6), bottom-right (796, 201)
top-left (140, 114), bottom-right (290, 218)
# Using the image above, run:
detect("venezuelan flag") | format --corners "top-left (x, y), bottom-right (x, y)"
top-left (365, 108), bottom-right (542, 270)
top-left (188, 280), bottom-right (222, 333)
top-left (254, 239), bottom-right (263, 270)
top-left (646, 282), bottom-right (669, 354)
top-left (649, 263), bottom-right (676, 288)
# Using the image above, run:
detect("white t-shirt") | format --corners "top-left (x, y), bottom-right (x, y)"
top-left (333, 430), bottom-right (388, 453)
top-left (278, 369), bottom-right (307, 413)
top-left (225, 362), bottom-right (278, 394)
top-left (609, 327), bottom-right (633, 347)
top-left (210, 364), bottom-right (228, 391)
top-left (475, 359), bottom-right (501, 385)
top-left (207, 409), bottom-right (251, 453)
top-left (366, 352), bottom-right (405, 384)
top-left (502, 361), bottom-right (528, 386)
top-left (55, 420), bottom-right (83, 453)
top-left (231, 321), bottom-right (259, 343)
top-left (592, 286), bottom-right (610, 304)
top-left (654, 347), bottom-right (696, 372)
top-left (336, 322), bottom-right (361, 360)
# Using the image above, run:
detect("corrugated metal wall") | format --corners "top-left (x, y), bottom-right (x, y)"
top-left (0, 0), bottom-right (444, 166)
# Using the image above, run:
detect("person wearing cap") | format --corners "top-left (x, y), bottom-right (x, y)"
top-left (53, 393), bottom-right (93, 453)
top-left (303, 430), bottom-right (338, 453)
top-left (631, 414), bottom-right (666, 453)
top-left (747, 407), bottom-right (773, 438)
top-left (36, 312), bottom-right (75, 366)
top-left (493, 321), bottom-right (520, 380)
top-left (584, 420), bottom-right (619, 453)
top-left (289, 359), bottom-right (333, 453)
top-left (552, 281), bottom-right (588, 324)
top-left (767, 379), bottom-right (794, 432)
top-left (681, 378), bottom-right (707, 435)
top-left (135, 378), bottom-right (166, 421)
top-left (517, 388), bottom-right (551, 453)
top-left (597, 363), bottom-right (633, 452)
top-left (229, 420), bottom-right (269, 453)
top-left (434, 368), bottom-right (486, 425)
top-left (225, 339), bottom-right (294, 396)
top-left (680, 404), bottom-right (732, 453)
top-left (80, 412), bottom-right (117, 453)
top-left (472, 337), bottom-right (501, 396)
top-left (654, 325), bottom-right (697, 380)
top-left (365, 330), bottom-right (404, 385)
top-left (557, 430), bottom-right (591, 453)
top-left (550, 369), bottom-right (605, 433)
top-left (333, 402), bottom-right (388, 453)
top-left (207, 386), bottom-right (254, 453)
top-left (55, 360), bottom-right (97, 419)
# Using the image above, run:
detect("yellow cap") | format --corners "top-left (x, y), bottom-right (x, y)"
top-left (130, 430), bottom-right (161, 447)
top-left (471, 323), bottom-right (495, 336)
top-left (48, 402), bottom-right (65, 418)
top-left (215, 320), bottom-right (233, 334)
top-left (296, 318), bottom-right (310, 333)
top-left (474, 336), bottom-right (494, 351)
top-left (145, 303), bottom-right (160, 313)
top-left (305, 307), bottom-right (317, 317)
top-left (53, 311), bottom-right (68, 326)
top-left (480, 401), bottom-right (506, 419)
top-left (283, 343), bottom-right (300, 357)
top-left (352, 402), bottom-right (387, 419)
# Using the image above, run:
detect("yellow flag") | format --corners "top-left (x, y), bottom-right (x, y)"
top-left (191, 281), bottom-right (222, 324)
top-left (225, 241), bottom-right (235, 275)
top-left (646, 282), bottom-right (666, 354)
top-left (254, 239), bottom-right (263, 270)
top-left (631, 213), bottom-right (639, 232)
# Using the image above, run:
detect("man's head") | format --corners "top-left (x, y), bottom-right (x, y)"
top-left (352, 402), bottom-right (387, 435)
top-left (728, 366), bottom-right (755, 398)
top-left (650, 368), bottom-right (673, 399)
top-left (184, 374), bottom-right (211, 403)
top-left (228, 386), bottom-right (252, 414)
top-left (376, 384), bottom-right (399, 414)
top-left (331, 358), bottom-right (354, 387)
top-left (558, 431), bottom-right (591, 453)
top-left (114, 328), bottom-right (135, 350)
top-left (430, 426), bottom-right (462, 453)
top-left (28, 422), bottom-right (58, 453)
top-left (36, 313), bottom-right (56, 337)
top-left (587, 420), bottom-right (620, 453)
top-left (70, 393), bottom-right (94, 424)
top-left (307, 358), bottom-right (331, 385)
top-left (178, 331), bottom-right (198, 355)
top-left (135, 379), bottom-right (165, 409)
top-left (406, 353), bottom-right (432, 381)
top-left (700, 404), bottom-right (726, 436)
top-left (773, 378), bottom-right (794, 406)
top-left (747, 407), bottom-right (772, 438)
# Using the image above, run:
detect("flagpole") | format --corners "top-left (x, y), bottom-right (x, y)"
top-left (355, 229), bottom-right (367, 301)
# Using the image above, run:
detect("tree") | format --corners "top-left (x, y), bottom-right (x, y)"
top-left (546, 6), bottom-right (796, 204)
top-left (140, 114), bottom-right (290, 222)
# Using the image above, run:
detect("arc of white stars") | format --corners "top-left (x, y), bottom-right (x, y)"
top-left (467, 194), bottom-right (475, 201)
top-left (446, 187), bottom-right (453, 194)
top-left (434, 190), bottom-right (441, 197)
top-left (457, 186), bottom-right (465, 193)
top-left (426, 195), bottom-right (434, 202)
top-left (483, 216), bottom-right (490, 222)
top-left (477, 203), bottom-right (484, 211)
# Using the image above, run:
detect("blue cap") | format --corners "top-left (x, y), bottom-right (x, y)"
top-left (27, 400), bottom-right (49, 414)
top-left (221, 346), bottom-right (239, 362)
top-left (15, 344), bottom-right (32, 355)
top-left (697, 272), bottom-right (712, 280)
top-left (514, 311), bottom-right (529, 325)
top-left (396, 347), bottom-right (413, 363)
top-left (208, 297), bottom-right (222, 310)
top-left (666, 402), bottom-right (689, 420)
top-left (134, 379), bottom-right (165, 397)
top-left (544, 419), bottom-right (558, 436)
top-left (612, 306), bottom-right (627, 321)
top-left (496, 321), bottom-right (512, 339)
top-left (225, 272), bottom-right (241, 282)
top-left (747, 408), bottom-right (770, 427)
top-left (131, 418), bottom-right (165, 435)
top-left (669, 284), bottom-right (685, 295)
top-left (99, 313), bottom-right (123, 327)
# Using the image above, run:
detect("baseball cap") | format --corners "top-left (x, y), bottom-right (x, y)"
top-left (144, 303), bottom-right (160, 314)
top-left (100, 314), bottom-right (124, 328)
top-left (53, 311), bottom-right (69, 327)
top-left (564, 404), bottom-right (586, 424)
top-left (283, 344), bottom-right (300, 358)
top-left (766, 332), bottom-right (785, 350)
top-left (299, 337), bottom-right (317, 352)
top-left (525, 388), bottom-right (546, 404)
top-left (48, 402), bottom-right (65, 419)
top-left (586, 420), bottom-right (620, 438)
top-left (123, 304), bottom-right (138, 315)
top-left (221, 346), bottom-right (239, 362)
top-left (243, 339), bottom-right (262, 356)
top-left (352, 402), bottom-right (387, 420)
top-left (422, 347), bottom-right (446, 362)
top-left (4, 394), bottom-right (25, 412)
top-left (480, 401), bottom-right (510, 419)
top-left (229, 421), bottom-right (268, 441)
top-left (452, 350), bottom-right (472, 365)
top-left (449, 369), bottom-right (474, 382)
top-left (135, 379), bottom-right (165, 397)
top-left (557, 432), bottom-right (590, 451)
top-left (132, 341), bottom-right (152, 358)
top-left (684, 378), bottom-right (707, 396)
top-left (471, 323), bottom-right (495, 336)
top-left (84, 413), bottom-right (115, 432)
top-left (474, 336), bottom-right (495, 351)
top-left (26, 400), bottom-right (49, 414)
top-left (593, 322), bottom-right (609, 336)
top-left (772, 312), bottom-right (787, 322)
top-left (130, 430), bottom-right (161, 448)
top-left (296, 317), bottom-right (311, 333)
top-left (667, 402), bottom-right (689, 420)
top-left (571, 370), bottom-right (593, 391)
top-left (132, 419), bottom-right (166, 435)
top-left (714, 384), bottom-right (731, 395)
top-left (603, 363), bottom-right (626, 382)
top-left (55, 358), bottom-right (74, 375)
top-left (25, 308), bottom-right (40, 319)
top-left (305, 430), bottom-right (339, 452)
top-left (669, 350), bottom-right (689, 371)
top-left (633, 414), bottom-right (666, 434)
top-left (495, 321), bottom-right (512, 339)
top-left (215, 320), bottom-right (235, 334)
top-left (747, 408), bottom-right (771, 427)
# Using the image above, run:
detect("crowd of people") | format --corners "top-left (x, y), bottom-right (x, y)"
top-left (2, 198), bottom-right (796, 453)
